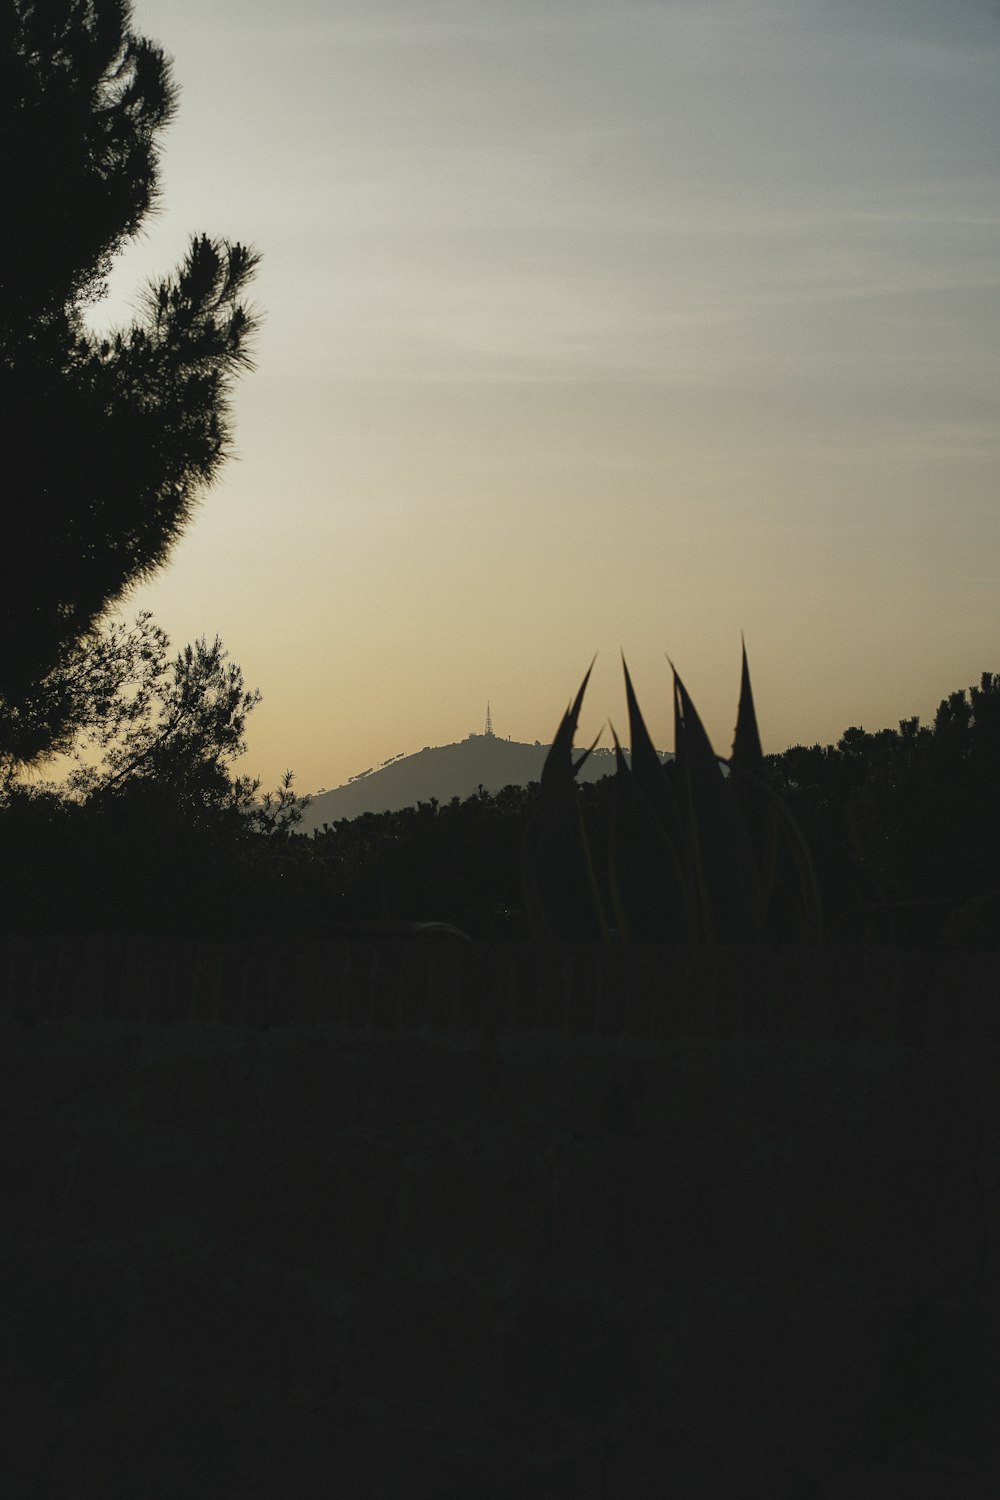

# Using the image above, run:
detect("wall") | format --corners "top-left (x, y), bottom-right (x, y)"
top-left (1, 936), bottom-right (999, 1498)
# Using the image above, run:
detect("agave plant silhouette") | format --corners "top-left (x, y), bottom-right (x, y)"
top-left (521, 645), bottom-right (822, 945)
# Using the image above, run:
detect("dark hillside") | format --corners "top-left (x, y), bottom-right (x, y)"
top-left (300, 736), bottom-right (641, 831)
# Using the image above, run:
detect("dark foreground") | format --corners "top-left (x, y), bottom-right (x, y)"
top-left (2, 937), bottom-right (999, 1498)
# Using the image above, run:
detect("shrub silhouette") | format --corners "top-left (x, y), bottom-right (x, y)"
top-left (521, 646), bottom-right (822, 946)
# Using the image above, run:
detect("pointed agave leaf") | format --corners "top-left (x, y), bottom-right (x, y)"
top-left (573, 728), bottom-right (604, 778)
top-left (672, 665), bottom-right (761, 944)
top-left (540, 657), bottom-right (595, 793)
top-left (725, 640), bottom-right (823, 940)
top-left (607, 724), bottom-right (689, 942)
top-left (522, 662), bottom-right (608, 942)
top-left (729, 637), bottom-right (774, 907)
top-left (621, 655), bottom-right (685, 852)
top-left (731, 636), bottom-right (766, 777)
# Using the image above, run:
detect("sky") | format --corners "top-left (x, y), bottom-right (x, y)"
top-left (93, 0), bottom-right (1000, 794)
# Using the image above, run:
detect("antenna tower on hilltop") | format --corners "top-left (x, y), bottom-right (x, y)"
top-left (485, 702), bottom-right (494, 737)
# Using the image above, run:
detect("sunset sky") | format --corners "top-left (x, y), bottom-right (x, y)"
top-left (94, 0), bottom-right (1000, 795)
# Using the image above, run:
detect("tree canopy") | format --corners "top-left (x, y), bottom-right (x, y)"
top-left (0, 0), bottom-right (259, 763)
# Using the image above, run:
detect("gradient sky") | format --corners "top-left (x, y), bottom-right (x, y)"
top-left (92, 0), bottom-right (1000, 794)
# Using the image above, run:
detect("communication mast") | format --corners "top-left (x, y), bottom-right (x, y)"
top-left (485, 702), bottom-right (494, 738)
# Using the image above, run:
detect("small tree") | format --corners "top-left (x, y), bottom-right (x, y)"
top-left (46, 614), bottom-right (306, 834)
top-left (63, 616), bottom-right (262, 813)
top-left (0, 0), bottom-right (259, 762)
top-left (0, 614), bottom-right (306, 935)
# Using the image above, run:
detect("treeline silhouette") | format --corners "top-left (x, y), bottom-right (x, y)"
top-left (768, 674), bottom-right (1000, 947)
top-left (2, 666), bottom-right (1000, 949)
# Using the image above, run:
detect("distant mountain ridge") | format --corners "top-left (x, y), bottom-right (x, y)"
top-left (298, 732), bottom-right (654, 833)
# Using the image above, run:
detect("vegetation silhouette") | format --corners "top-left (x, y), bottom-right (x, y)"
top-left (2, 6), bottom-right (998, 958)
top-left (0, 613), bottom-right (302, 937)
top-left (770, 672), bottom-right (1000, 947)
top-left (0, 0), bottom-right (259, 766)
top-left (520, 648), bottom-right (822, 946)
top-left (2, 650), bottom-right (999, 951)
top-left (299, 664), bottom-right (1000, 952)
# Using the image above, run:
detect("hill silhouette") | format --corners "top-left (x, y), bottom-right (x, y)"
top-left (299, 732), bottom-right (652, 833)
